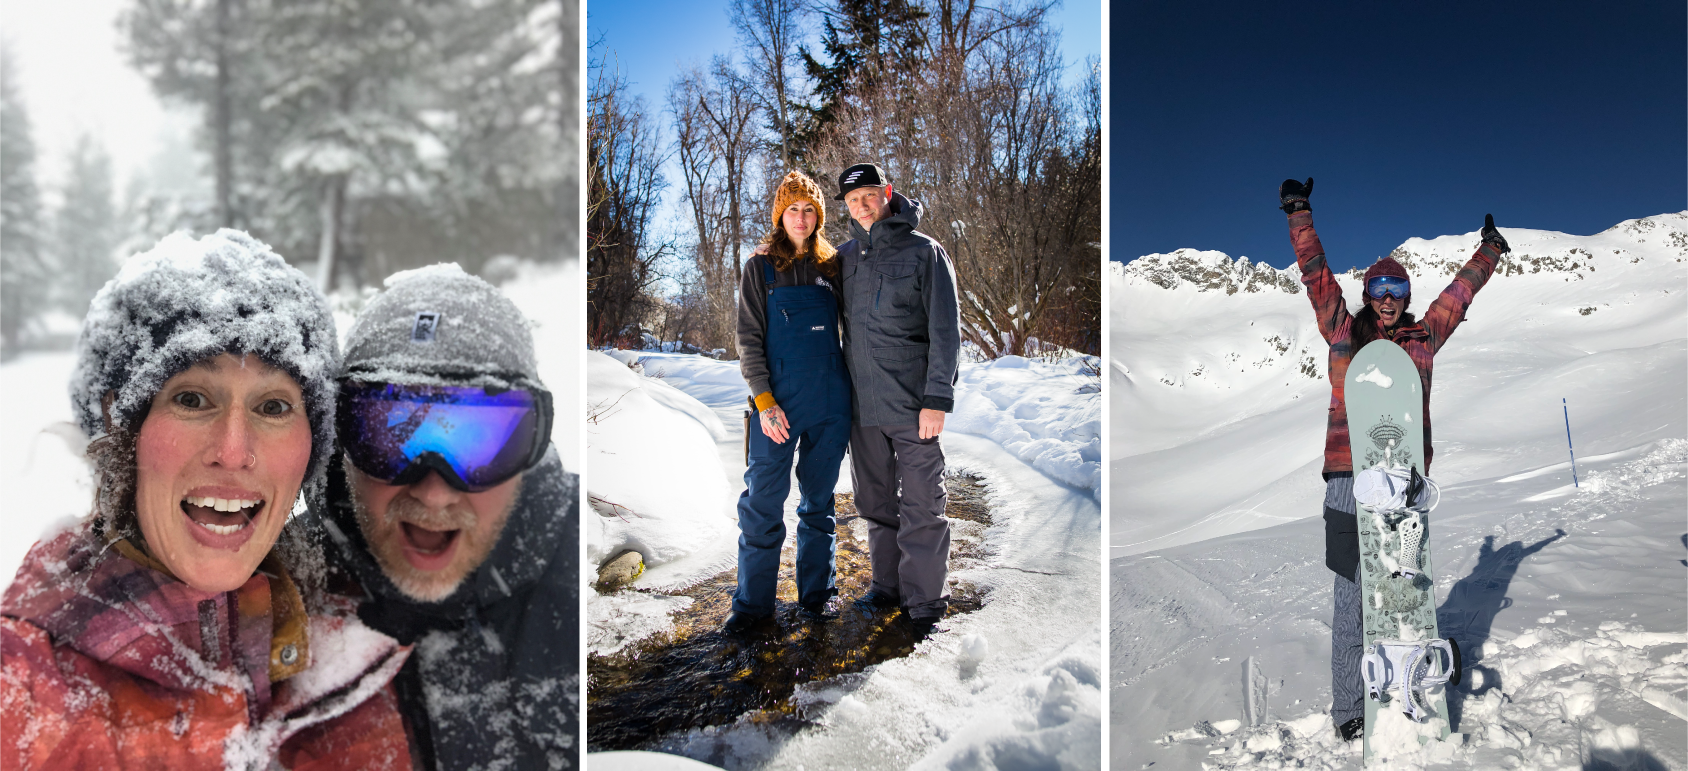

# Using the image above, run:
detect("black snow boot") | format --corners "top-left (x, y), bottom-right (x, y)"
top-left (852, 589), bottom-right (900, 613)
top-left (1338, 716), bottom-right (1364, 742)
top-left (798, 598), bottom-right (835, 621)
top-left (907, 615), bottom-right (941, 640)
top-left (722, 611), bottom-right (773, 635)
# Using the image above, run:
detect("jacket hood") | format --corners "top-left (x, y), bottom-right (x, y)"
top-left (849, 191), bottom-right (925, 247)
top-left (319, 446), bottom-right (575, 640)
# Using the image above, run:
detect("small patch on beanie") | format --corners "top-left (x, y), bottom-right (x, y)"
top-left (411, 312), bottom-right (441, 343)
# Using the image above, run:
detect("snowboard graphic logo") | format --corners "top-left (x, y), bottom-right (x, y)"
top-left (1364, 416), bottom-right (1413, 469)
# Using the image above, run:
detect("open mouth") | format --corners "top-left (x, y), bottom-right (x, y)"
top-left (181, 495), bottom-right (262, 535)
top-left (401, 522), bottom-right (460, 557)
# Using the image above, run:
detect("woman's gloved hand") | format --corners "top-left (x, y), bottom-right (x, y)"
top-left (1481, 213), bottom-right (1510, 253)
top-left (760, 403), bottom-right (791, 444)
top-left (1279, 177), bottom-right (1313, 214)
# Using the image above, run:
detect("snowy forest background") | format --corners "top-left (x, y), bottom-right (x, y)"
top-left (1, 0), bottom-right (580, 358)
top-left (586, 0), bottom-right (1102, 361)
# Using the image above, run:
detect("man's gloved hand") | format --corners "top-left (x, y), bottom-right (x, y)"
top-left (1279, 178), bottom-right (1313, 214)
top-left (1481, 214), bottom-right (1510, 253)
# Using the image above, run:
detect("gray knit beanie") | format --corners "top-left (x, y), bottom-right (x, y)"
top-left (69, 229), bottom-right (341, 485)
top-left (341, 263), bottom-right (540, 389)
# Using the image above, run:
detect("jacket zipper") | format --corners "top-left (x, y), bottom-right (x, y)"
top-left (875, 275), bottom-right (884, 310)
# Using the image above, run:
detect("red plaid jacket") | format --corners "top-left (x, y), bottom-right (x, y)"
top-left (2, 526), bottom-right (414, 769)
top-left (1290, 211), bottom-right (1501, 477)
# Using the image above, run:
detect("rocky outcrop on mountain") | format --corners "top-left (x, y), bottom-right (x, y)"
top-left (1341, 212), bottom-right (1688, 280)
top-left (1114, 249), bottom-right (1302, 294)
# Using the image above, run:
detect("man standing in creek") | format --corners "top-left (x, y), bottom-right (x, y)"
top-left (835, 163), bottom-right (964, 638)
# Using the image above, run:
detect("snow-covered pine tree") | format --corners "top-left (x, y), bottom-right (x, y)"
top-left (55, 136), bottom-right (122, 318)
top-left (1, 43), bottom-right (52, 355)
top-left (123, 0), bottom-right (572, 288)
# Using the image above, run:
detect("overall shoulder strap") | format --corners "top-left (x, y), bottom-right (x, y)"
top-left (762, 257), bottom-right (776, 294)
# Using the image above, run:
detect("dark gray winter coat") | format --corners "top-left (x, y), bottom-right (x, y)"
top-left (839, 192), bottom-right (962, 426)
top-left (312, 448), bottom-right (579, 771)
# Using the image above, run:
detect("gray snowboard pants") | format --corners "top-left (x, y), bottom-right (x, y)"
top-left (1326, 475), bottom-right (1366, 725)
top-left (850, 423), bottom-right (950, 619)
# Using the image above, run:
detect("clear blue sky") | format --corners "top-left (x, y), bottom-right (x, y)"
top-left (591, 0), bottom-right (1103, 233)
top-left (1111, 0), bottom-right (1687, 271)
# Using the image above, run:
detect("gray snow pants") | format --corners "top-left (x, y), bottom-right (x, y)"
top-left (850, 423), bottom-right (950, 619)
top-left (1326, 475), bottom-right (1366, 725)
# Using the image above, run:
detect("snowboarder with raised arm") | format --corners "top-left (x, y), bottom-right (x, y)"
top-left (1280, 177), bottom-right (1509, 742)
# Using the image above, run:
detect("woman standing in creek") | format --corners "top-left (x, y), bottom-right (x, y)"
top-left (726, 170), bottom-right (855, 633)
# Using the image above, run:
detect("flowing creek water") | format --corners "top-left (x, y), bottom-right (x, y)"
top-left (587, 473), bottom-right (996, 751)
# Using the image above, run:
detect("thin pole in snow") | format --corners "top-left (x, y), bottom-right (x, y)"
top-left (1563, 398), bottom-right (1578, 488)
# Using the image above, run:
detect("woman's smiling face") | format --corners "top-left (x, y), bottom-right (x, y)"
top-left (782, 200), bottom-right (819, 244)
top-left (132, 353), bottom-right (312, 593)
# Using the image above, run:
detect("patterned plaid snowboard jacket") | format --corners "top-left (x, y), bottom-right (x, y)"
top-left (1289, 210), bottom-right (1502, 478)
top-left (2, 526), bottom-right (414, 770)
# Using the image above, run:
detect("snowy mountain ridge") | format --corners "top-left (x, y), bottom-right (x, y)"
top-left (1111, 211), bottom-right (1688, 293)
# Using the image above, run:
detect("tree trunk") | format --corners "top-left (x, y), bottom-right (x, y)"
top-left (214, 0), bottom-right (232, 227)
top-left (316, 178), bottom-right (343, 292)
top-left (557, 0), bottom-right (580, 259)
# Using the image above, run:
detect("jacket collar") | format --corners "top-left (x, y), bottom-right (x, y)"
top-left (110, 537), bottom-right (311, 683)
top-left (848, 191), bottom-right (924, 250)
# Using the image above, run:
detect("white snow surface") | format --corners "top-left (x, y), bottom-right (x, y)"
top-left (1111, 213), bottom-right (1688, 770)
top-left (588, 351), bottom-right (1100, 769)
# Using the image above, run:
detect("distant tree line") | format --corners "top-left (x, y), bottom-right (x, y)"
top-left (1, 43), bottom-right (131, 355)
top-left (1, 1), bottom-right (580, 357)
top-left (588, 0), bottom-right (1100, 358)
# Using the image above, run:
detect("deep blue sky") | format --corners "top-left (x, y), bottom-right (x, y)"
top-left (1111, 1), bottom-right (1686, 271)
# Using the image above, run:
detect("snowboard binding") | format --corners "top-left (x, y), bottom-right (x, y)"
top-left (1354, 459), bottom-right (1440, 580)
top-left (1361, 638), bottom-right (1462, 722)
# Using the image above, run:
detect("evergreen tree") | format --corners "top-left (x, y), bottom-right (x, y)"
top-left (122, 0), bottom-right (571, 287)
top-left (1, 43), bottom-right (51, 353)
top-left (794, 0), bottom-right (927, 162)
top-left (56, 136), bottom-right (122, 317)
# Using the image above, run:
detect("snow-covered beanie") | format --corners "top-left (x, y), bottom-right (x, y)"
top-left (770, 171), bottom-right (827, 231)
top-left (70, 229), bottom-right (341, 483)
top-left (341, 264), bottom-right (540, 390)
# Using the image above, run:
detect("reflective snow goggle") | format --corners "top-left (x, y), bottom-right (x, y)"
top-left (1365, 275), bottom-right (1411, 300)
top-left (338, 381), bottom-right (552, 492)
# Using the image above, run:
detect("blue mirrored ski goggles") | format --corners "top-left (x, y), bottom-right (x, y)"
top-left (338, 381), bottom-right (552, 492)
top-left (1365, 275), bottom-right (1411, 300)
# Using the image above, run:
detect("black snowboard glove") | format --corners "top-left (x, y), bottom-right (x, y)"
top-left (1480, 213), bottom-right (1510, 253)
top-left (1279, 178), bottom-right (1313, 214)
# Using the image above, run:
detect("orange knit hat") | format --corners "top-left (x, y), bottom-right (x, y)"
top-left (770, 171), bottom-right (827, 231)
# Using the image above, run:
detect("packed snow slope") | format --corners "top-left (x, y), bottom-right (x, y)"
top-left (1110, 213), bottom-right (1687, 769)
top-left (1112, 212), bottom-right (1688, 554)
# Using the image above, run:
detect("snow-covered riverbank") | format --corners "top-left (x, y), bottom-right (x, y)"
top-left (586, 349), bottom-right (1102, 768)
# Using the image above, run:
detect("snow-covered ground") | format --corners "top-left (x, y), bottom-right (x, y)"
top-left (1111, 213), bottom-right (1688, 769)
top-left (0, 257), bottom-right (581, 591)
top-left (587, 349), bottom-right (1102, 768)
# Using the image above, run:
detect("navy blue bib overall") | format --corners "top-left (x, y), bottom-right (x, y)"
top-left (733, 260), bottom-right (853, 616)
